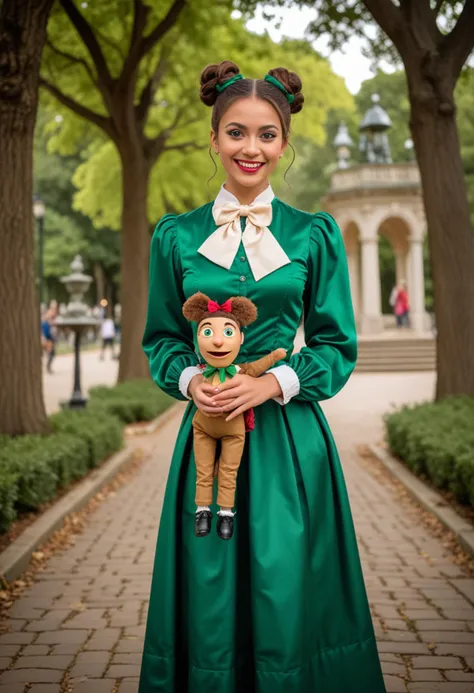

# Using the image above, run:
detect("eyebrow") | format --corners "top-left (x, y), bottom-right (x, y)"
top-left (225, 121), bottom-right (279, 131)
top-left (200, 321), bottom-right (238, 329)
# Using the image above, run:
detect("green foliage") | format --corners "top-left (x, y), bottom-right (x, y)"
top-left (0, 381), bottom-right (174, 533)
top-left (41, 5), bottom-right (353, 228)
top-left (34, 108), bottom-right (121, 301)
top-left (385, 397), bottom-right (474, 507)
top-left (0, 472), bottom-right (19, 533)
top-left (89, 379), bottom-right (173, 423)
top-left (0, 438), bottom-right (58, 511)
top-left (50, 409), bottom-right (124, 468)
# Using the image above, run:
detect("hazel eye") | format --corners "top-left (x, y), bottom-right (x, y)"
top-left (202, 328), bottom-right (213, 337)
top-left (224, 327), bottom-right (235, 337)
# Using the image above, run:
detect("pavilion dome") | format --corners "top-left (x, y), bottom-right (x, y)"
top-left (360, 94), bottom-right (392, 132)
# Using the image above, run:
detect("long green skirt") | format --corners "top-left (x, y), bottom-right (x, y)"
top-left (139, 399), bottom-right (386, 692)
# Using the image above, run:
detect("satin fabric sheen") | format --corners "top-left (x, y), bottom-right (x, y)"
top-left (139, 199), bottom-right (386, 692)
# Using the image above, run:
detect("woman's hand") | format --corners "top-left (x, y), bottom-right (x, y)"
top-left (188, 374), bottom-right (230, 418)
top-left (210, 373), bottom-right (282, 422)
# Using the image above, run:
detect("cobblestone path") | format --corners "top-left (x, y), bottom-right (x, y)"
top-left (1, 373), bottom-right (474, 693)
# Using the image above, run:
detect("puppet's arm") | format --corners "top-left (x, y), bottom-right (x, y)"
top-left (238, 348), bottom-right (287, 378)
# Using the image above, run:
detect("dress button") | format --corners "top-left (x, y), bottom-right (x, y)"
top-left (240, 256), bottom-right (246, 262)
top-left (239, 275), bottom-right (246, 282)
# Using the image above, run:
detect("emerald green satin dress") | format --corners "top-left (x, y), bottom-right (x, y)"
top-left (139, 199), bottom-right (386, 692)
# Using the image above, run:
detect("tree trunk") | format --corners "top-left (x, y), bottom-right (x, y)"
top-left (93, 262), bottom-right (105, 306)
top-left (409, 79), bottom-right (474, 398)
top-left (117, 145), bottom-right (151, 382)
top-left (0, 0), bottom-right (53, 434)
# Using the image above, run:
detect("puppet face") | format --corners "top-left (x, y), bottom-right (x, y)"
top-left (197, 316), bottom-right (244, 367)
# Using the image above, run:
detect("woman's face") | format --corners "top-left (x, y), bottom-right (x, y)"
top-left (197, 317), bottom-right (244, 368)
top-left (211, 96), bottom-right (287, 193)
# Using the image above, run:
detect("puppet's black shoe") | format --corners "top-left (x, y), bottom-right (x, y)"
top-left (217, 513), bottom-right (234, 540)
top-left (195, 510), bottom-right (212, 537)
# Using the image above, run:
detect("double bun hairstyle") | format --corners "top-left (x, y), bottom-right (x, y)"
top-left (183, 292), bottom-right (258, 329)
top-left (199, 60), bottom-right (304, 139)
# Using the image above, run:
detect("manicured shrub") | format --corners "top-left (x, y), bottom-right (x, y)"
top-left (0, 437), bottom-right (58, 510)
top-left (50, 409), bottom-right (123, 468)
top-left (0, 470), bottom-right (19, 532)
top-left (38, 434), bottom-right (90, 488)
top-left (89, 379), bottom-right (172, 423)
top-left (385, 397), bottom-right (474, 507)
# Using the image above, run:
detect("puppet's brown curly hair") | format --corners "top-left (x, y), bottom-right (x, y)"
top-left (182, 292), bottom-right (257, 328)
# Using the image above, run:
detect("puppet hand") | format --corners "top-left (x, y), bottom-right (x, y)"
top-left (188, 374), bottom-right (227, 417)
top-left (210, 373), bottom-right (282, 422)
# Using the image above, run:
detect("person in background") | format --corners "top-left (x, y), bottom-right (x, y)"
top-left (41, 308), bottom-right (57, 373)
top-left (394, 280), bottom-right (410, 327)
top-left (99, 312), bottom-right (116, 360)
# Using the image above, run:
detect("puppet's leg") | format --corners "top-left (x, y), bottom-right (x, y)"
top-left (216, 416), bottom-right (246, 509)
top-left (193, 419), bottom-right (218, 508)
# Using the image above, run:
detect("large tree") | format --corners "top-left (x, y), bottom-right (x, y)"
top-left (0, 0), bottom-right (53, 435)
top-left (241, 0), bottom-right (474, 399)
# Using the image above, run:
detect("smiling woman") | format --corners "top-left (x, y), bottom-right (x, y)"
top-left (139, 59), bottom-right (386, 693)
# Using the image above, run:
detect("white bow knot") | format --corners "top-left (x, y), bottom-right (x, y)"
top-left (197, 199), bottom-right (290, 282)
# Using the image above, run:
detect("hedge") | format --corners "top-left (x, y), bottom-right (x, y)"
top-left (88, 379), bottom-right (173, 423)
top-left (0, 380), bottom-right (173, 534)
top-left (50, 409), bottom-right (124, 469)
top-left (384, 396), bottom-right (474, 507)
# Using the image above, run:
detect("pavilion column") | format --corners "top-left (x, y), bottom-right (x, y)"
top-left (408, 237), bottom-right (425, 332)
top-left (346, 248), bottom-right (361, 327)
top-left (360, 235), bottom-right (383, 334)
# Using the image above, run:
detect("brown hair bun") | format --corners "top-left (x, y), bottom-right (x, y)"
top-left (182, 292), bottom-right (258, 328)
top-left (267, 67), bottom-right (304, 114)
top-left (200, 60), bottom-right (241, 107)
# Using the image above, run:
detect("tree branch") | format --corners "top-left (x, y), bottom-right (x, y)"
top-left (59, 0), bottom-right (113, 91)
top-left (39, 77), bottom-right (117, 141)
top-left (433, 0), bottom-right (444, 16)
top-left (442, 0), bottom-right (474, 79)
top-left (135, 49), bottom-right (168, 125)
top-left (123, 0), bottom-right (186, 80)
top-left (130, 0), bottom-right (149, 52)
top-left (362, 0), bottom-right (403, 47)
top-left (45, 36), bottom-right (96, 85)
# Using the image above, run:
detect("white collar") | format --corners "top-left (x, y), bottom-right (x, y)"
top-left (214, 184), bottom-right (275, 208)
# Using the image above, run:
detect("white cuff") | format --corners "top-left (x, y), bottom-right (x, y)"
top-left (179, 366), bottom-right (202, 400)
top-left (266, 365), bottom-right (300, 405)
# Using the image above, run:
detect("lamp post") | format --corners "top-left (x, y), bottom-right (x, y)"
top-left (54, 255), bottom-right (99, 409)
top-left (33, 196), bottom-right (45, 307)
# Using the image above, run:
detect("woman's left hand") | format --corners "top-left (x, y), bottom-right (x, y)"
top-left (209, 373), bottom-right (282, 422)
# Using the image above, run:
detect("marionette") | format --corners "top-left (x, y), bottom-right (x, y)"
top-left (182, 292), bottom-right (286, 540)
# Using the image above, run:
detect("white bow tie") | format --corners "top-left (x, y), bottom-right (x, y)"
top-left (197, 200), bottom-right (291, 281)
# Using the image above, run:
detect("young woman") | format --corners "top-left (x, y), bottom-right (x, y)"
top-left (139, 61), bottom-right (386, 693)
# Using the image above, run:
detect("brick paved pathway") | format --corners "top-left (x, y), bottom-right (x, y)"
top-left (1, 372), bottom-right (474, 693)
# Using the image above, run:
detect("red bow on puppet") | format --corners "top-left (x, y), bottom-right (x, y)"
top-left (207, 299), bottom-right (232, 313)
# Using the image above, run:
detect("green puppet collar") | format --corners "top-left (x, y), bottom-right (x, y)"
top-left (202, 364), bottom-right (237, 383)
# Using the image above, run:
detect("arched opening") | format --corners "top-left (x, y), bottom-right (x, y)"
top-left (377, 217), bottom-right (410, 319)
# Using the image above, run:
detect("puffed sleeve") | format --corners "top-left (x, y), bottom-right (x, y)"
top-left (287, 212), bottom-right (357, 402)
top-left (142, 214), bottom-right (200, 401)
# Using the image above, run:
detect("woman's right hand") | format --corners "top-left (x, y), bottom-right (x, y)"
top-left (188, 374), bottom-right (236, 417)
